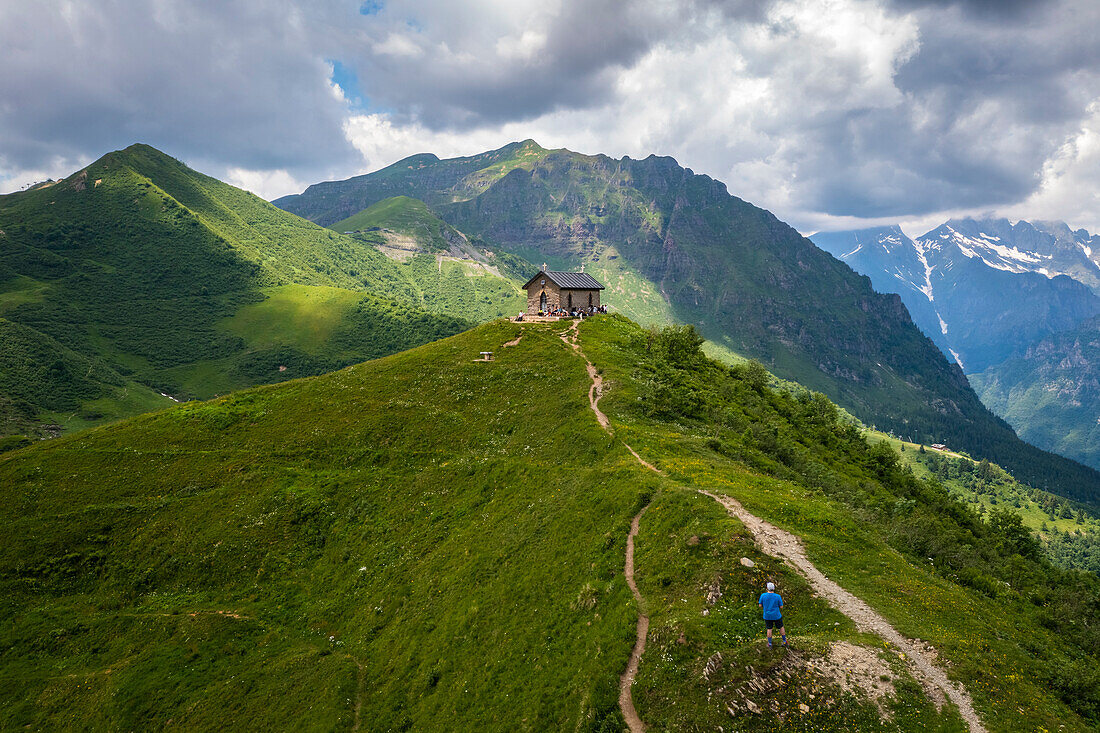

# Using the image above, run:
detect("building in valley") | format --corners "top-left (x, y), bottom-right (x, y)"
top-left (523, 267), bottom-right (605, 315)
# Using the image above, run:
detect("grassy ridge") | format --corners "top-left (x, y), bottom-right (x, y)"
top-left (5, 315), bottom-right (1100, 729)
top-left (275, 141), bottom-right (1100, 506)
top-left (0, 321), bottom-right (652, 731)
top-left (330, 195), bottom-right (456, 251)
top-left (580, 316), bottom-right (1100, 731)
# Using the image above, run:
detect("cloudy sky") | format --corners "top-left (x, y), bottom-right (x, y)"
top-left (2, 0), bottom-right (1099, 235)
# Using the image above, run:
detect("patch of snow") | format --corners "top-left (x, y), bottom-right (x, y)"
top-left (912, 238), bottom-right (936, 302)
top-left (979, 233), bottom-right (1001, 242)
top-left (1083, 244), bottom-right (1093, 257)
top-left (159, 392), bottom-right (180, 403)
top-left (982, 241), bottom-right (1041, 264)
top-left (1039, 267), bottom-right (1049, 276)
top-left (937, 314), bottom-right (948, 335)
top-left (841, 233), bottom-right (864, 259)
top-left (947, 228), bottom-right (1038, 273)
top-left (949, 349), bottom-right (964, 368)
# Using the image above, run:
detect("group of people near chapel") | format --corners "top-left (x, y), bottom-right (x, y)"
top-left (523, 305), bottom-right (608, 319)
top-left (544, 305), bottom-right (607, 317)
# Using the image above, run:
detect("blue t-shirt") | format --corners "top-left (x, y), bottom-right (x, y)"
top-left (759, 591), bottom-right (783, 620)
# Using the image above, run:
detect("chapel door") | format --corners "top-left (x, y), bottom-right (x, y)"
top-left (540, 292), bottom-right (547, 311)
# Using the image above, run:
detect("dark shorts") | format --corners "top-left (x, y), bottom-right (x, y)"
top-left (765, 617), bottom-right (784, 629)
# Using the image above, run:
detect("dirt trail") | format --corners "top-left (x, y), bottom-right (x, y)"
top-left (619, 507), bottom-right (650, 733)
top-left (558, 321), bottom-right (984, 732)
top-left (699, 490), bottom-right (986, 733)
top-left (562, 320), bottom-right (647, 731)
top-left (561, 321), bottom-right (610, 431)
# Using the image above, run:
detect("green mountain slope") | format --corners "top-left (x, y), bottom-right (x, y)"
top-left (0, 317), bottom-right (167, 437)
top-left (3, 316), bottom-right (1100, 730)
top-left (274, 142), bottom-right (1100, 505)
top-left (331, 195), bottom-right (457, 250)
top-left (870, 432), bottom-right (1100, 575)
top-left (274, 139), bottom-right (551, 224)
top-left (970, 314), bottom-right (1100, 471)
top-left (0, 321), bottom-right (646, 731)
top-left (328, 195), bottom-right (529, 323)
top-left (0, 145), bottom-right (470, 440)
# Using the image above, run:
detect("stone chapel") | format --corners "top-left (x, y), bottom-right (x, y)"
top-left (522, 267), bottom-right (605, 315)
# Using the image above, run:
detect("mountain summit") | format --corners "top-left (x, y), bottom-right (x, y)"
top-left (0, 144), bottom-right (474, 438)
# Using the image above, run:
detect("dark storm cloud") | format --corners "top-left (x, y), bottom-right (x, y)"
top-left (887, 0), bottom-right (1042, 18)
top-left (2, 0), bottom-right (1098, 224)
top-left (334, 0), bottom-right (1099, 222)
top-left (343, 0), bottom-right (673, 129)
top-left (0, 1), bottom-right (358, 178)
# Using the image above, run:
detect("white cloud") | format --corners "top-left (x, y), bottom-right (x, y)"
top-left (0, 156), bottom-right (89, 194)
top-left (373, 32), bottom-right (423, 58)
top-left (495, 29), bottom-right (548, 62)
top-left (224, 167), bottom-right (310, 202)
top-left (1001, 101), bottom-right (1100, 233)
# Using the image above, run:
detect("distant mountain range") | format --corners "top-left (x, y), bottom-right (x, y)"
top-left (812, 219), bottom-right (1100, 372)
top-left (813, 217), bottom-right (1100, 471)
top-left (277, 143), bottom-right (1100, 502)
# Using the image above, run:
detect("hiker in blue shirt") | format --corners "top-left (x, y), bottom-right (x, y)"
top-left (758, 582), bottom-right (787, 648)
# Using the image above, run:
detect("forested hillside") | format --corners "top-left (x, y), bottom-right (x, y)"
top-left (971, 315), bottom-right (1100, 472)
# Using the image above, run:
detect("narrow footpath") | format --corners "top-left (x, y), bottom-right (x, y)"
top-left (558, 321), bottom-right (649, 732)
top-left (699, 490), bottom-right (986, 733)
top-left (619, 507), bottom-right (649, 733)
top-left (556, 320), bottom-right (986, 733)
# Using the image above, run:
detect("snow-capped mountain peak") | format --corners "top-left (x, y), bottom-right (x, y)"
top-left (916, 218), bottom-right (1100, 290)
top-left (811, 218), bottom-right (1100, 375)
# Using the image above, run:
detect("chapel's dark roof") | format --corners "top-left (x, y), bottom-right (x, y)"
top-left (523, 270), bottom-right (605, 290)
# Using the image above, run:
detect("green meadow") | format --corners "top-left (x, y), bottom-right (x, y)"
top-left (871, 431), bottom-right (1100, 575)
top-left (2, 315), bottom-right (1099, 730)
